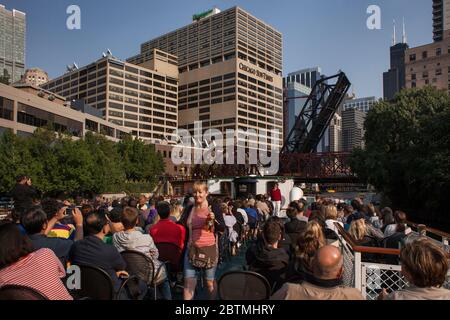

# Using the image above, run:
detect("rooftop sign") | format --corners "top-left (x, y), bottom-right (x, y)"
top-left (192, 8), bottom-right (221, 22)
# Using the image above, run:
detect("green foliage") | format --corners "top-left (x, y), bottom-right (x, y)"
top-left (0, 128), bottom-right (164, 196)
top-left (349, 87), bottom-right (450, 223)
top-left (0, 69), bottom-right (10, 85)
top-left (117, 134), bottom-right (165, 186)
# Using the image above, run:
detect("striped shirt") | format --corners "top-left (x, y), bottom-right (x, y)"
top-left (47, 223), bottom-right (75, 240)
top-left (0, 248), bottom-right (73, 300)
top-left (190, 207), bottom-right (215, 248)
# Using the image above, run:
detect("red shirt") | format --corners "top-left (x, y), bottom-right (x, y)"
top-left (271, 188), bottom-right (282, 201)
top-left (149, 219), bottom-right (186, 250)
top-left (0, 248), bottom-right (73, 300)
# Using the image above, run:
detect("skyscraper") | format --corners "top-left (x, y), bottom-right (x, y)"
top-left (0, 4), bottom-right (26, 84)
top-left (342, 108), bottom-right (366, 152)
top-left (283, 80), bottom-right (311, 141)
top-left (433, 0), bottom-right (450, 42)
top-left (383, 20), bottom-right (409, 100)
top-left (283, 67), bottom-right (342, 152)
top-left (128, 7), bottom-right (284, 149)
top-left (405, 0), bottom-right (450, 93)
top-left (344, 96), bottom-right (377, 113)
top-left (42, 50), bottom-right (179, 143)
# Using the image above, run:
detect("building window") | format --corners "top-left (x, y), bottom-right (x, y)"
top-left (411, 74), bottom-right (416, 80)
top-left (436, 69), bottom-right (442, 76)
top-left (436, 48), bottom-right (442, 56)
top-left (422, 51), bottom-right (428, 59)
top-left (409, 54), bottom-right (416, 62)
top-left (411, 82), bottom-right (416, 88)
top-left (0, 97), bottom-right (14, 121)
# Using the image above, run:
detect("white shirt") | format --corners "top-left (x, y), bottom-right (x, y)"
top-left (223, 214), bottom-right (238, 242)
top-left (384, 224), bottom-right (412, 237)
top-left (325, 219), bottom-right (344, 234)
top-left (237, 208), bottom-right (248, 225)
top-left (383, 224), bottom-right (397, 237)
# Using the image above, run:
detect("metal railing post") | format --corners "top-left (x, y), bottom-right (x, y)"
top-left (418, 224), bottom-right (427, 237)
top-left (354, 251), bottom-right (362, 292)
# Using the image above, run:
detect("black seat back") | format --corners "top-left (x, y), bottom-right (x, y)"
top-left (120, 250), bottom-right (155, 285)
top-left (0, 285), bottom-right (48, 300)
top-left (69, 265), bottom-right (114, 300)
top-left (218, 271), bottom-right (271, 300)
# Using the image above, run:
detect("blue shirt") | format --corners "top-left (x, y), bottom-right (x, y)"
top-left (245, 208), bottom-right (258, 221)
top-left (29, 233), bottom-right (73, 264)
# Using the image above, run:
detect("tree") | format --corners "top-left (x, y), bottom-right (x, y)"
top-left (117, 134), bottom-right (165, 184)
top-left (349, 87), bottom-right (450, 225)
top-left (0, 129), bottom-right (32, 192)
top-left (84, 132), bottom-right (125, 194)
top-left (0, 127), bottom-right (165, 196)
top-left (0, 69), bottom-right (11, 85)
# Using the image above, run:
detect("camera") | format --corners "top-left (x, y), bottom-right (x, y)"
top-left (65, 206), bottom-right (75, 216)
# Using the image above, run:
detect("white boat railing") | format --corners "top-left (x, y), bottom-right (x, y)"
top-left (336, 223), bottom-right (450, 300)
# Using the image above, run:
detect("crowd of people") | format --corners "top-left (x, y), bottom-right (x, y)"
top-left (0, 175), bottom-right (449, 300)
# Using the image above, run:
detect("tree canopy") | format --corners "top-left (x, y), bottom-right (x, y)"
top-left (0, 69), bottom-right (11, 85)
top-left (0, 128), bottom-right (165, 197)
top-left (349, 87), bottom-right (450, 225)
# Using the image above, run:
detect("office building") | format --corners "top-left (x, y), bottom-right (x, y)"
top-left (19, 68), bottom-right (49, 86)
top-left (433, 0), bottom-right (450, 42)
top-left (405, 39), bottom-right (450, 92)
top-left (342, 108), bottom-right (366, 152)
top-left (405, 1), bottom-right (450, 93)
top-left (344, 96), bottom-right (377, 113)
top-left (0, 82), bottom-right (129, 140)
top-left (41, 50), bottom-right (179, 143)
top-left (128, 7), bottom-right (284, 148)
top-left (0, 4), bottom-right (26, 83)
top-left (283, 67), bottom-right (322, 88)
top-left (283, 67), bottom-right (342, 152)
top-left (383, 43), bottom-right (409, 100)
top-left (329, 114), bottom-right (342, 153)
top-left (283, 81), bottom-right (311, 141)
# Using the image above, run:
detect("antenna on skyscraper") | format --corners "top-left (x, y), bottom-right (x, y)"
top-left (392, 19), bottom-right (397, 45)
top-left (402, 17), bottom-right (407, 44)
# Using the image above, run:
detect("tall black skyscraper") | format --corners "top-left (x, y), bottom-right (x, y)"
top-left (383, 43), bottom-right (409, 100)
top-left (383, 20), bottom-right (408, 100)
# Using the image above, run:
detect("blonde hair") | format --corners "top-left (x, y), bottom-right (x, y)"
top-left (349, 219), bottom-right (366, 241)
top-left (170, 203), bottom-right (183, 221)
top-left (296, 221), bottom-right (326, 272)
top-left (322, 205), bottom-right (338, 220)
top-left (193, 181), bottom-right (208, 192)
top-left (220, 203), bottom-right (229, 215)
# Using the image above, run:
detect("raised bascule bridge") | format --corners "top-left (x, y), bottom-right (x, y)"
top-left (190, 71), bottom-right (359, 189)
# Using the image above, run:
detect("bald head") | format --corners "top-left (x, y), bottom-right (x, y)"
top-left (312, 245), bottom-right (343, 280)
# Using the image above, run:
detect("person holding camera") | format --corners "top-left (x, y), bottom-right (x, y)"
top-left (20, 205), bottom-right (83, 265)
top-left (10, 175), bottom-right (39, 213)
top-left (41, 199), bottom-right (82, 240)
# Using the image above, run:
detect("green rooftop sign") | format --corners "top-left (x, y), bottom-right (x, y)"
top-left (193, 9), bottom-right (214, 22)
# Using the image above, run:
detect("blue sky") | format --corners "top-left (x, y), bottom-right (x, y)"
top-left (3, 0), bottom-right (432, 98)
